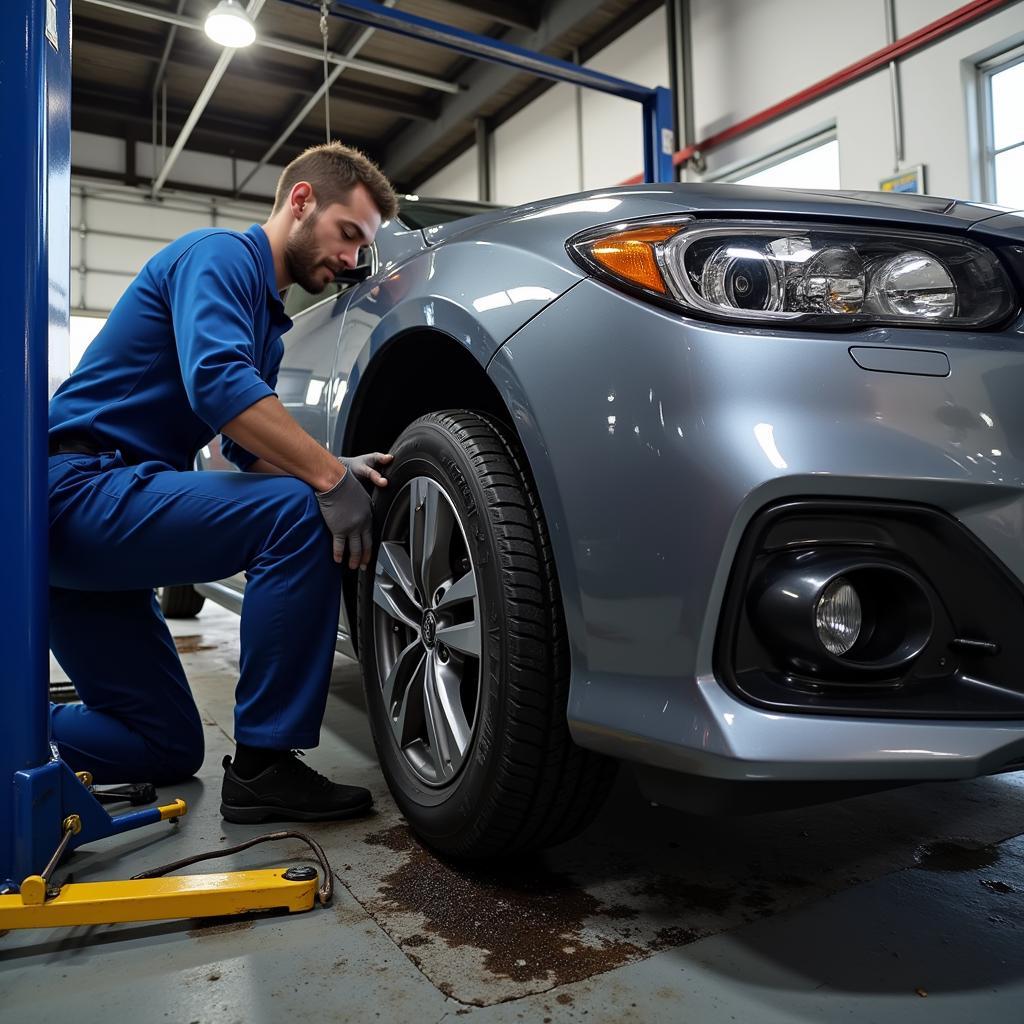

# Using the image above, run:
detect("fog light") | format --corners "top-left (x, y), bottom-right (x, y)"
top-left (815, 578), bottom-right (862, 656)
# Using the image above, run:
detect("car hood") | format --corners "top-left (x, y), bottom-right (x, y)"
top-left (422, 183), bottom-right (1020, 249)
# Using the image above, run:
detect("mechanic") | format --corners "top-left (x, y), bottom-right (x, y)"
top-left (47, 142), bottom-right (399, 823)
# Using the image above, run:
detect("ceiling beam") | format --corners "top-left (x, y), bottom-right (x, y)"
top-left (79, 0), bottom-right (461, 95)
top-left (72, 84), bottom-right (379, 163)
top-left (440, 0), bottom-right (541, 32)
top-left (74, 21), bottom-right (440, 122)
top-left (381, 0), bottom-right (607, 183)
top-left (151, 0), bottom-right (268, 193)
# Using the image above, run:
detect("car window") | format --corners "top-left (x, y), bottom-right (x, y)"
top-left (283, 245), bottom-right (374, 317)
top-left (397, 198), bottom-right (503, 230)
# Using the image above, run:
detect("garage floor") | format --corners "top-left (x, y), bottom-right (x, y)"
top-left (2, 603), bottom-right (1022, 1023)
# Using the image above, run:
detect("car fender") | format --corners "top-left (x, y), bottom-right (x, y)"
top-left (331, 241), bottom-right (583, 444)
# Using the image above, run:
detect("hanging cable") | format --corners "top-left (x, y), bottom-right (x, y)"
top-left (320, 0), bottom-right (331, 143)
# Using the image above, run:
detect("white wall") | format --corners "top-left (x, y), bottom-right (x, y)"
top-left (71, 129), bottom-right (281, 313)
top-left (70, 175), bottom-right (271, 314)
top-left (417, 0), bottom-right (1024, 205)
top-left (579, 9), bottom-right (670, 190)
top-left (418, 143), bottom-right (479, 200)
top-left (493, 82), bottom-right (582, 206)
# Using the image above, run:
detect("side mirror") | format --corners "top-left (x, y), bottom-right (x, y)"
top-left (334, 264), bottom-right (372, 284)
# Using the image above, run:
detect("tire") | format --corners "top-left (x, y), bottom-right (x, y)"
top-left (357, 410), bottom-right (615, 859)
top-left (158, 584), bottom-right (206, 618)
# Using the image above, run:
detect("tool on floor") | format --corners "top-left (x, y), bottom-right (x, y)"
top-left (0, 0), bottom-right (329, 933)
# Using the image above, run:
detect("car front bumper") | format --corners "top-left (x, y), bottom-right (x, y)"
top-left (489, 276), bottom-right (1024, 784)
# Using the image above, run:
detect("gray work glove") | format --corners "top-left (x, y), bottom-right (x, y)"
top-left (340, 451), bottom-right (393, 487)
top-left (316, 470), bottom-right (373, 569)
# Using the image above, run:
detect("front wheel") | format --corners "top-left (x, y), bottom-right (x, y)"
top-left (357, 410), bottom-right (614, 859)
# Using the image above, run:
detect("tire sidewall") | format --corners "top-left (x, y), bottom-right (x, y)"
top-left (358, 415), bottom-right (511, 841)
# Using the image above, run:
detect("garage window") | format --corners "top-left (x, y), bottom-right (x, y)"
top-left (722, 135), bottom-right (840, 190)
top-left (980, 46), bottom-right (1024, 208)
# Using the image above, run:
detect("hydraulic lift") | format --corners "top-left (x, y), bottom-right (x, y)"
top-left (0, 0), bottom-right (673, 930)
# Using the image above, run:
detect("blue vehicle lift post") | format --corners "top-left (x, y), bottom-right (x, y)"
top-left (0, 0), bottom-right (194, 896)
top-left (283, 0), bottom-right (677, 185)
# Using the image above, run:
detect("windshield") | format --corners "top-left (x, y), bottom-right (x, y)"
top-left (397, 197), bottom-right (504, 230)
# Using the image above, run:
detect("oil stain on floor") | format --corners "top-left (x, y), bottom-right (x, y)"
top-left (334, 770), bottom-right (1024, 1007)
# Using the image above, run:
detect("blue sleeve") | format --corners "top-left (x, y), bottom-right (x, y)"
top-left (164, 233), bottom-right (276, 433)
top-left (220, 342), bottom-right (284, 472)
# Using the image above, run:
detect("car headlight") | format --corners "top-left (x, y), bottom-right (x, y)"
top-left (568, 218), bottom-right (1016, 329)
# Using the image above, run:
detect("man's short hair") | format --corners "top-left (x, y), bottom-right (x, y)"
top-left (273, 142), bottom-right (399, 222)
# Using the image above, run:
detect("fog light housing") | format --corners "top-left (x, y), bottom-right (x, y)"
top-left (815, 578), bottom-right (862, 655)
top-left (750, 552), bottom-right (933, 683)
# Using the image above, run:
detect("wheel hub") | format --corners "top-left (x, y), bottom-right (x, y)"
top-left (421, 609), bottom-right (438, 648)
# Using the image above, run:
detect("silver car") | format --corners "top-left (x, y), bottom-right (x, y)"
top-left (186, 184), bottom-right (1024, 857)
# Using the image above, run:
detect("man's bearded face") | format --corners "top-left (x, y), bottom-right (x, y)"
top-left (284, 212), bottom-right (335, 294)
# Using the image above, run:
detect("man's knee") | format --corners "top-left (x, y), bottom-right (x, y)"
top-left (147, 702), bottom-right (206, 783)
top-left (261, 478), bottom-right (330, 557)
top-left (151, 727), bottom-right (205, 784)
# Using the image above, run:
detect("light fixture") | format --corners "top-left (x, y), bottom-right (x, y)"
top-left (204, 0), bottom-right (256, 48)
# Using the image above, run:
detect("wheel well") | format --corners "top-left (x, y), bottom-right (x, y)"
top-left (341, 329), bottom-right (513, 456)
top-left (340, 329), bottom-right (516, 654)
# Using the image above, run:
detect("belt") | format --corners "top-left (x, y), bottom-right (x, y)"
top-left (49, 436), bottom-right (103, 456)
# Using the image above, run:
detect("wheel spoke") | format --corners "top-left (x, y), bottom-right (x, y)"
top-left (435, 618), bottom-right (481, 659)
top-left (408, 478), bottom-right (428, 596)
top-left (435, 569), bottom-right (477, 611)
top-left (381, 638), bottom-right (421, 715)
top-left (377, 541), bottom-right (419, 610)
top-left (434, 657), bottom-right (473, 759)
top-left (373, 573), bottom-right (420, 632)
top-left (421, 657), bottom-right (451, 779)
top-left (420, 482), bottom-right (456, 602)
top-left (392, 650), bottom-right (427, 749)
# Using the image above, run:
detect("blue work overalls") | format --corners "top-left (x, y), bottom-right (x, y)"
top-left (48, 225), bottom-right (342, 784)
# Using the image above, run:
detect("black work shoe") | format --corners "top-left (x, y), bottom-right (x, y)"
top-left (220, 752), bottom-right (373, 824)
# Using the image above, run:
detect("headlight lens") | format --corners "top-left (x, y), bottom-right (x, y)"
top-left (569, 219), bottom-right (1016, 328)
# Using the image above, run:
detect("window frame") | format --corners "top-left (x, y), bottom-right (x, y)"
top-left (978, 43), bottom-right (1024, 206)
top-left (711, 128), bottom-right (839, 189)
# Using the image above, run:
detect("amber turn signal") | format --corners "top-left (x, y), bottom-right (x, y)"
top-left (583, 225), bottom-right (679, 294)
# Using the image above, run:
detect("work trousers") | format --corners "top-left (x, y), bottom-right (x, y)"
top-left (48, 451), bottom-right (343, 784)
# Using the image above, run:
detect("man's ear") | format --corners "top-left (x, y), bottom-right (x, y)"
top-left (289, 181), bottom-right (315, 220)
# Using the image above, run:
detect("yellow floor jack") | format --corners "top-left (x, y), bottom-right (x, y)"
top-left (0, 768), bottom-right (332, 931)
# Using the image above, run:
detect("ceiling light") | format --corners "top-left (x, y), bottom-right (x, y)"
top-left (204, 0), bottom-right (256, 48)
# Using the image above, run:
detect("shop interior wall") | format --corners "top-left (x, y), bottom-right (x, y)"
top-left (420, 0), bottom-right (1024, 205)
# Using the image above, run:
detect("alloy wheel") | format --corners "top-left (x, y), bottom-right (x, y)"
top-left (371, 476), bottom-right (482, 786)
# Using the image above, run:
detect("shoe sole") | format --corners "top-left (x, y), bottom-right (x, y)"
top-left (220, 800), bottom-right (373, 824)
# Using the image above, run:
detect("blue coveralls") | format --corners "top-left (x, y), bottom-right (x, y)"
top-left (48, 224), bottom-right (342, 785)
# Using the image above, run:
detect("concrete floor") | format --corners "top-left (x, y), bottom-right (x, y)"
top-left (2, 602), bottom-right (1022, 1023)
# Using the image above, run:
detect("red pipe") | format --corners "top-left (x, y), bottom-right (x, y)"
top-left (620, 0), bottom-right (1019, 186)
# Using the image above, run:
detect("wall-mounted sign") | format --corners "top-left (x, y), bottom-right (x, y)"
top-left (879, 165), bottom-right (926, 194)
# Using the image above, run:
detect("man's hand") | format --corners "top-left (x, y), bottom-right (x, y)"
top-left (316, 471), bottom-right (373, 569)
top-left (341, 452), bottom-right (393, 488)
